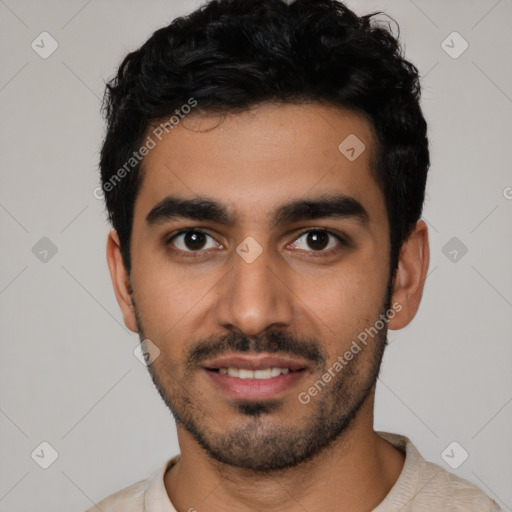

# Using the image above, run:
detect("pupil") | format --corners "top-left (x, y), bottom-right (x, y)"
top-left (307, 231), bottom-right (328, 251)
top-left (185, 231), bottom-right (206, 250)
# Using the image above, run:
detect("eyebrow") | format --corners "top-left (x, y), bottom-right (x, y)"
top-left (145, 193), bottom-right (369, 228)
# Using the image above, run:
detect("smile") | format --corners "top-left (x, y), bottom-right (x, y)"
top-left (214, 367), bottom-right (291, 379)
top-left (204, 367), bottom-right (307, 400)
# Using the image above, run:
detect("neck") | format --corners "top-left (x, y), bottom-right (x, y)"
top-left (164, 393), bottom-right (405, 512)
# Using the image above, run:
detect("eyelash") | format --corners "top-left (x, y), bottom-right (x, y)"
top-left (165, 228), bottom-right (349, 258)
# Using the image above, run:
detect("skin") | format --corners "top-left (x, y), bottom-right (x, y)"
top-left (107, 102), bottom-right (429, 512)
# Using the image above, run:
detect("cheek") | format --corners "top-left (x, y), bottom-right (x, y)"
top-left (299, 255), bottom-right (388, 338)
top-left (130, 255), bottom-right (215, 346)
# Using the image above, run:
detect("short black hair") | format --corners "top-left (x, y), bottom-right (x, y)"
top-left (100, 0), bottom-right (429, 276)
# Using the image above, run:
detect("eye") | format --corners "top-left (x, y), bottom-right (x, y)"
top-left (289, 229), bottom-right (347, 254)
top-left (167, 230), bottom-right (221, 253)
top-left (166, 228), bottom-right (348, 256)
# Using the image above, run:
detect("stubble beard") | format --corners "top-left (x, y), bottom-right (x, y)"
top-left (134, 298), bottom-right (389, 472)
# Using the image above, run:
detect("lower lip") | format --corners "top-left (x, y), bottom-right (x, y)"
top-left (204, 369), bottom-right (307, 400)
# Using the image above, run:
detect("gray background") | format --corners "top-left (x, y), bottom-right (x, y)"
top-left (1, 0), bottom-right (511, 510)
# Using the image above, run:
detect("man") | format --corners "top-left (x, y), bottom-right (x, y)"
top-left (88, 0), bottom-right (500, 510)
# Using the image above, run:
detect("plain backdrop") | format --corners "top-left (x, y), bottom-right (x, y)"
top-left (0, 0), bottom-right (511, 510)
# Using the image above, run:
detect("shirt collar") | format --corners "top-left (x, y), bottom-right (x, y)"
top-left (143, 432), bottom-right (416, 511)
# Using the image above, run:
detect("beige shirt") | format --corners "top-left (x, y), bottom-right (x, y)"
top-left (85, 432), bottom-right (500, 511)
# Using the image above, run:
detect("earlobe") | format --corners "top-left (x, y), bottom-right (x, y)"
top-left (387, 220), bottom-right (430, 330)
top-left (106, 230), bottom-right (139, 333)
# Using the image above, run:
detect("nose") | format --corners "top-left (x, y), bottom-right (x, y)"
top-left (214, 242), bottom-right (294, 337)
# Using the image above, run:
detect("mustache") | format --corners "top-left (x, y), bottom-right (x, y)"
top-left (187, 329), bottom-right (327, 370)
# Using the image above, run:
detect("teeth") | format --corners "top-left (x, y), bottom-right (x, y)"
top-left (239, 369), bottom-right (253, 379)
top-left (254, 369), bottom-right (272, 379)
top-left (218, 367), bottom-right (291, 379)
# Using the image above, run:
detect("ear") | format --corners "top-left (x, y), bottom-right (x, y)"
top-left (387, 220), bottom-right (430, 330)
top-left (106, 229), bottom-right (139, 333)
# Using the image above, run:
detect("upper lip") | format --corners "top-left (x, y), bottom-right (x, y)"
top-left (202, 354), bottom-right (309, 371)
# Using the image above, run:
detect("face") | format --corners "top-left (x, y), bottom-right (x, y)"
top-left (119, 102), bottom-right (398, 471)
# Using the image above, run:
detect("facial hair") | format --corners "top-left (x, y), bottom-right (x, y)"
top-left (132, 292), bottom-right (391, 474)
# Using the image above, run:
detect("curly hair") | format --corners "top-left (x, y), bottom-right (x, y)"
top-left (100, 0), bottom-right (429, 275)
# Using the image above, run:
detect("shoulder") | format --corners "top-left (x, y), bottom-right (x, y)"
top-left (83, 478), bottom-right (146, 512)
top-left (376, 432), bottom-right (500, 512)
top-left (417, 457), bottom-right (500, 511)
top-left (82, 455), bottom-right (179, 512)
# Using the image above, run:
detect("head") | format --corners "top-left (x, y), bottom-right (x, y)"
top-left (103, 0), bottom-right (430, 472)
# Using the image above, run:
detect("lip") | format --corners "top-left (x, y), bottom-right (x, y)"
top-left (202, 354), bottom-right (309, 371)
top-left (204, 367), bottom-right (308, 400)
top-left (202, 353), bottom-right (310, 401)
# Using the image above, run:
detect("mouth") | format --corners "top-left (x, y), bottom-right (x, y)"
top-left (202, 354), bottom-right (309, 400)
top-left (208, 367), bottom-right (297, 379)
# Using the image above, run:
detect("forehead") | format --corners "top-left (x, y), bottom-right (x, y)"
top-left (133, 102), bottom-right (386, 228)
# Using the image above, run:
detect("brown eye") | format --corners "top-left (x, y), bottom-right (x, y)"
top-left (168, 230), bottom-right (219, 252)
top-left (290, 229), bottom-right (347, 253)
top-left (305, 231), bottom-right (329, 251)
top-left (183, 231), bottom-right (207, 250)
